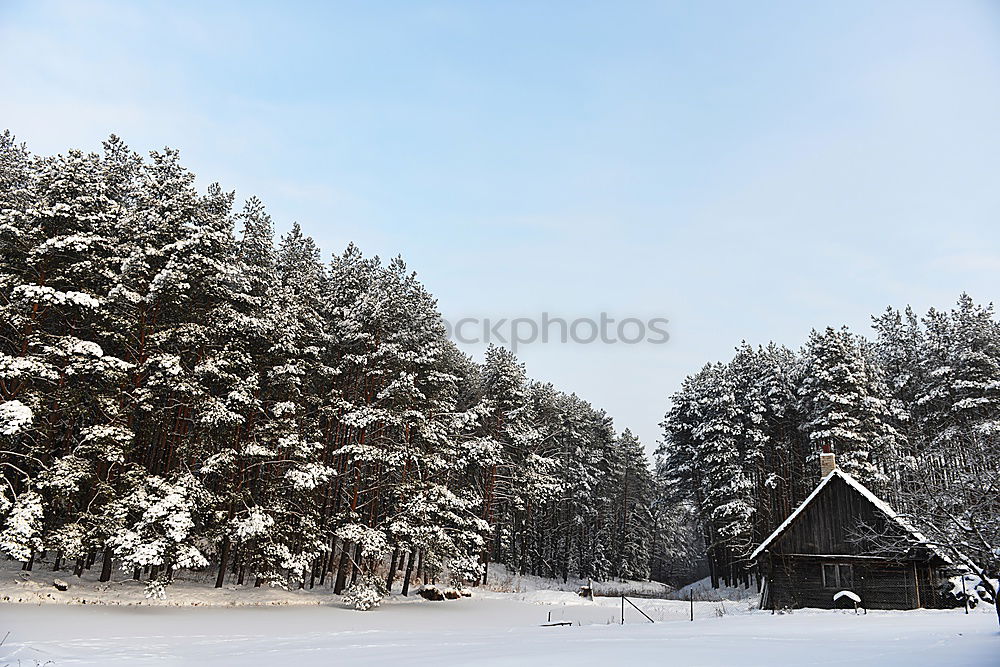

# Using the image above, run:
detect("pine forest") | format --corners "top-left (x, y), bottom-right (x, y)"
top-left (1, 133), bottom-right (997, 608)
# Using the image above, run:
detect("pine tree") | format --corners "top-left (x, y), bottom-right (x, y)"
top-left (797, 327), bottom-right (901, 487)
top-left (612, 429), bottom-right (654, 580)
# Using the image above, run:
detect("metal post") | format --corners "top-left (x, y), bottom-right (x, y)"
top-left (623, 596), bottom-right (656, 623)
top-left (621, 596), bottom-right (625, 625)
top-left (961, 576), bottom-right (969, 615)
top-left (689, 590), bottom-right (694, 621)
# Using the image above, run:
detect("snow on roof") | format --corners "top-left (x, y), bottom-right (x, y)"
top-left (749, 469), bottom-right (953, 564)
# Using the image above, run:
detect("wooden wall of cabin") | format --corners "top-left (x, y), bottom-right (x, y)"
top-left (765, 555), bottom-right (945, 610)
top-left (769, 476), bottom-right (909, 555)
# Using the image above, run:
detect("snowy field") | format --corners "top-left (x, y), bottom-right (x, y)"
top-left (1, 592), bottom-right (995, 666)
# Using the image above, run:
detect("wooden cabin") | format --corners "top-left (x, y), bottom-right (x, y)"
top-left (752, 448), bottom-right (956, 610)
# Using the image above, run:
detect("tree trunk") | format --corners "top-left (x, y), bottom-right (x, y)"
top-left (350, 543), bottom-right (362, 586)
top-left (401, 550), bottom-right (416, 596)
top-left (320, 538), bottom-right (337, 586)
top-left (386, 547), bottom-right (400, 592)
top-left (334, 540), bottom-right (352, 594)
top-left (215, 537), bottom-right (230, 588)
top-left (99, 546), bottom-right (113, 582)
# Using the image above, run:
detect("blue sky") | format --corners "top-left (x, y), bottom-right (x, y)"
top-left (2, 1), bottom-right (999, 452)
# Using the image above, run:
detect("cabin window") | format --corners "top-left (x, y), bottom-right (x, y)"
top-left (822, 563), bottom-right (854, 589)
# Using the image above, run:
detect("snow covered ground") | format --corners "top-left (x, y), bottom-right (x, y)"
top-left (0, 562), bottom-right (994, 666)
top-left (1, 592), bottom-right (995, 666)
top-left (0, 561), bottom-right (670, 607)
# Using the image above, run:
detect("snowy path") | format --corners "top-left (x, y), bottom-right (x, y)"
top-left (0, 596), bottom-right (995, 666)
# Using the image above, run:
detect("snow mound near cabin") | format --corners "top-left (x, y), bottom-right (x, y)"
top-left (671, 576), bottom-right (761, 602)
top-left (481, 563), bottom-right (673, 598)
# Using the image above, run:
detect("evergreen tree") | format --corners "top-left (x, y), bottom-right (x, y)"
top-left (612, 429), bottom-right (654, 580)
top-left (797, 326), bottom-right (901, 486)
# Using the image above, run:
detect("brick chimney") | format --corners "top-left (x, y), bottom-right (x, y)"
top-left (819, 443), bottom-right (837, 476)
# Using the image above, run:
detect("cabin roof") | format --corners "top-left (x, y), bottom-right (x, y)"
top-left (749, 469), bottom-right (953, 563)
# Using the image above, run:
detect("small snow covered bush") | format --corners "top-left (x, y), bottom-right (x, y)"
top-left (344, 573), bottom-right (387, 611)
top-left (0, 490), bottom-right (44, 561)
top-left (145, 579), bottom-right (168, 600)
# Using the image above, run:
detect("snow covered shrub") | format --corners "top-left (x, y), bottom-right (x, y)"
top-left (941, 573), bottom-right (999, 607)
top-left (0, 490), bottom-right (44, 561)
top-left (447, 553), bottom-right (483, 587)
top-left (145, 579), bottom-right (168, 600)
top-left (344, 573), bottom-right (387, 611)
top-left (386, 484), bottom-right (488, 587)
top-left (110, 474), bottom-right (210, 583)
top-left (0, 399), bottom-right (33, 436)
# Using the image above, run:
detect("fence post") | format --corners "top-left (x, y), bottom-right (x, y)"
top-left (961, 576), bottom-right (969, 615)
top-left (689, 590), bottom-right (694, 621)
top-left (623, 596), bottom-right (656, 623)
